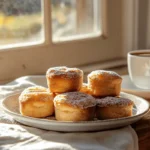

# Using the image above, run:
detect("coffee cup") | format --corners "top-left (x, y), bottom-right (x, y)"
top-left (128, 50), bottom-right (150, 89)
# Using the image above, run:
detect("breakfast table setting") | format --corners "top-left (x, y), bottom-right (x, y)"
top-left (0, 50), bottom-right (150, 150)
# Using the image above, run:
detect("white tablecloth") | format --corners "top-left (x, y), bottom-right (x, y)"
top-left (0, 76), bottom-right (139, 150)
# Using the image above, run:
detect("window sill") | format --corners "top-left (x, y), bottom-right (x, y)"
top-left (79, 58), bottom-right (128, 82)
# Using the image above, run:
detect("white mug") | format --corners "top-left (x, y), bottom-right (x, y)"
top-left (128, 50), bottom-right (150, 89)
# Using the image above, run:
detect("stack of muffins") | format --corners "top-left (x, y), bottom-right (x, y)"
top-left (19, 66), bottom-right (134, 121)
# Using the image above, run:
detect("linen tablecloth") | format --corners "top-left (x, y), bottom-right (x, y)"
top-left (0, 76), bottom-right (139, 150)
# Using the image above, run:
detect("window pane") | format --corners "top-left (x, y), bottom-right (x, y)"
top-left (51, 0), bottom-right (101, 42)
top-left (0, 0), bottom-right (44, 49)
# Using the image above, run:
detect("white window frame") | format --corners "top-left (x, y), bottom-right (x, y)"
top-left (0, 0), bottom-right (138, 84)
top-left (0, 0), bottom-right (106, 51)
top-left (122, 0), bottom-right (139, 56)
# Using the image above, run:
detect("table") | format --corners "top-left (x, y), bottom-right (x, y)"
top-left (133, 108), bottom-right (150, 150)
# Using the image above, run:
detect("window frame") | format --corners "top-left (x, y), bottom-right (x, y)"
top-left (0, 0), bottom-right (138, 84)
top-left (0, 0), bottom-right (107, 51)
top-left (122, 0), bottom-right (139, 56)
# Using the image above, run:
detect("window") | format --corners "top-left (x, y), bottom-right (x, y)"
top-left (0, 0), bottom-right (44, 49)
top-left (51, 0), bottom-right (101, 42)
top-left (0, 0), bottom-right (129, 84)
top-left (0, 0), bottom-right (101, 48)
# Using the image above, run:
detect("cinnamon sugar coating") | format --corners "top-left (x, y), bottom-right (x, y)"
top-left (54, 92), bottom-right (96, 109)
top-left (96, 96), bottom-right (134, 107)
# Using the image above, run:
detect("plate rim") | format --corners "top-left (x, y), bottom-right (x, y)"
top-left (1, 91), bottom-right (150, 125)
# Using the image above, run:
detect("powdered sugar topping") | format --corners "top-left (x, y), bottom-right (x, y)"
top-left (88, 70), bottom-right (122, 79)
top-left (23, 86), bottom-right (47, 93)
top-left (96, 96), bottom-right (134, 107)
top-left (46, 66), bottom-right (83, 78)
top-left (54, 92), bottom-right (96, 109)
top-left (19, 86), bottom-right (53, 102)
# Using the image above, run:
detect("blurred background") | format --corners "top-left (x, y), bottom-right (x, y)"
top-left (0, 0), bottom-right (42, 45)
top-left (0, 0), bottom-right (98, 45)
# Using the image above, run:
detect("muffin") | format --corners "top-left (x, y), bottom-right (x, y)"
top-left (54, 92), bottom-right (96, 121)
top-left (88, 70), bottom-right (122, 97)
top-left (46, 66), bottom-right (83, 93)
top-left (96, 96), bottom-right (134, 119)
top-left (19, 86), bottom-right (54, 118)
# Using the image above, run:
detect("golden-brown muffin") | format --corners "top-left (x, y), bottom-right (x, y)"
top-left (46, 66), bottom-right (83, 93)
top-left (79, 83), bottom-right (92, 95)
top-left (96, 96), bottom-right (134, 119)
top-left (19, 86), bottom-right (54, 118)
top-left (88, 70), bottom-right (122, 97)
top-left (54, 92), bottom-right (96, 121)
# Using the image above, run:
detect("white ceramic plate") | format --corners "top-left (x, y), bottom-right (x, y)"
top-left (121, 75), bottom-right (150, 100)
top-left (2, 92), bottom-right (149, 132)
